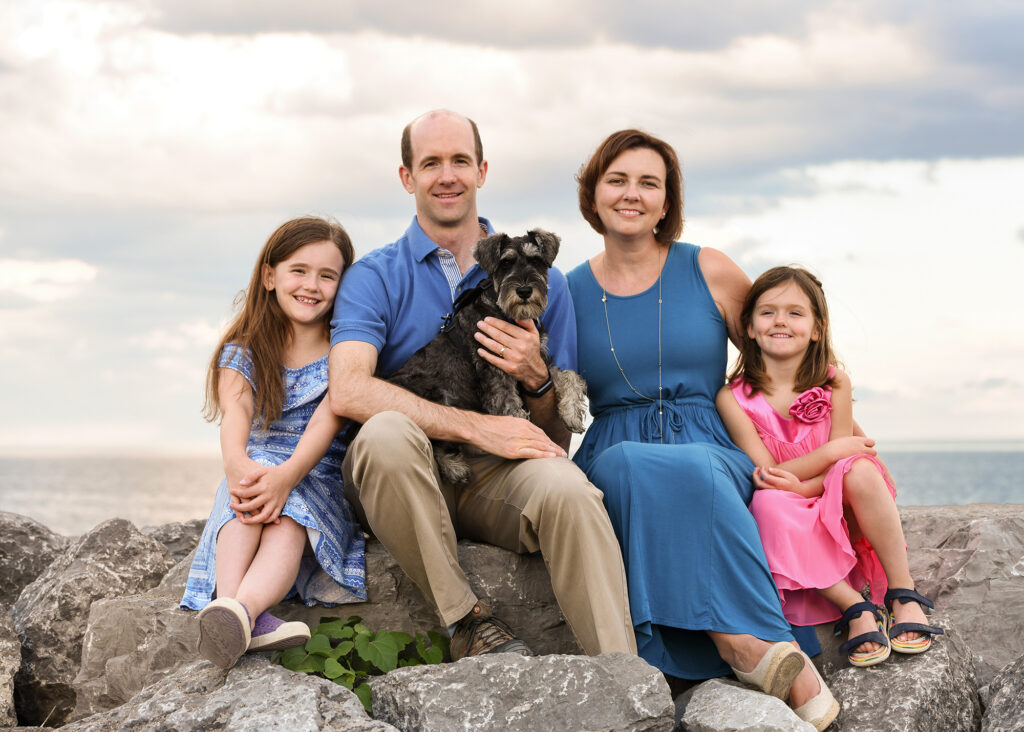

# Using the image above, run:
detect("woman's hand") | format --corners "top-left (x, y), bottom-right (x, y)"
top-left (825, 436), bottom-right (878, 463)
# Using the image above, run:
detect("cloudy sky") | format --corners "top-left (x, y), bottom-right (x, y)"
top-left (1, 0), bottom-right (1022, 456)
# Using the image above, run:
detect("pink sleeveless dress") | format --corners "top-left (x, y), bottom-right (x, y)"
top-left (729, 374), bottom-right (895, 626)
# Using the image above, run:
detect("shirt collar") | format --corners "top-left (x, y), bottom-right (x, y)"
top-left (406, 216), bottom-right (494, 262)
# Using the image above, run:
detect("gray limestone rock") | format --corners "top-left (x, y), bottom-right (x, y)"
top-left (369, 652), bottom-right (673, 731)
top-left (826, 614), bottom-right (980, 731)
top-left (142, 519), bottom-right (205, 564)
top-left (675, 678), bottom-right (814, 732)
top-left (0, 511), bottom-right (70, 608)
top-left (217, 538), bottom-right (578, 656)
top-left (62, 656), bottom-right (395, 731)
top-left (981, 652), bottom-right (1024, 731)
top-left (900, 504), bottom-right (1024, 687)
top-left (71, 536), bottom-right (579, 720)
top-left (0, 612), bottom-right (20, 727)
top-left (11, 518), bottom-right (175, 726)
top-left (71, 594), bottom-right (197, 721)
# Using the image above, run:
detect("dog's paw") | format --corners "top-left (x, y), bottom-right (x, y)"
top-left (436, 450), bottom-right (473, 486)
top-left (550, 366), bottom-right (588, 433)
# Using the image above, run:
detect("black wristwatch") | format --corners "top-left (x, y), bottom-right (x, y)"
top-left (522, 374), bottom-right (554, 398)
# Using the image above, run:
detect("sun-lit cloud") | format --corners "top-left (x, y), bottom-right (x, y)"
top-left (0, 0), bottom-right (1022, 452)
top-left (135, 318), bottom-right (223, 352)
top-left (0, 258), bottom-right (98, 302)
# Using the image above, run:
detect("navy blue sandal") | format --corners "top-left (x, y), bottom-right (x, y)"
top-left (884, 588), bottom-right (943, 654)
top-left (834, 600), bottom-right (891, 667)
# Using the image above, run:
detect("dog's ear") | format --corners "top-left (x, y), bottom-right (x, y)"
top-left (473, 233), bottom-right (506, 275)
top-left (528, 229), bottom-right (560, 267)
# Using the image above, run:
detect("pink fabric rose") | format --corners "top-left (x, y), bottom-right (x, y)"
top-left (789, 387), bottom-right (831, 424)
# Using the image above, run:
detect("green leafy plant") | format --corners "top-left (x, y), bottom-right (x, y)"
top-left (275, 616), bottom-right (449, 712)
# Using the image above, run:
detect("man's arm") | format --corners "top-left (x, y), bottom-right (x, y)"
top-left (329, 340), bottom-right (567, 460)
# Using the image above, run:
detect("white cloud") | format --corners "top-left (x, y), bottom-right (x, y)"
top-left (0, 258), bottom-right (98, 302)
top-left (687, 156), bottom-right (1024, 439)
top-left (135, 318), bottom-right (222, 352)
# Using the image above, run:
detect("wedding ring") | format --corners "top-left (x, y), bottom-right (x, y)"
top-left (499, 346), bottom-right (507, 357)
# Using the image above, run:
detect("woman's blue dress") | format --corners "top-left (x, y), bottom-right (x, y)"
top-left (567, 242), bottom-right (802, 679)
top-left (181, 344), bottom-right (366, 610)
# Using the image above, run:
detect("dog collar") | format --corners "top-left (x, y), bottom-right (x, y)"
top-left (441, 278), bottom-right (494, 333)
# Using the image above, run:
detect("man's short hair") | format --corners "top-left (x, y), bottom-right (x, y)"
top-left (400, 112), bottom-right (484, 169)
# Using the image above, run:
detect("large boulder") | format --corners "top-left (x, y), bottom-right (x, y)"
top-left (62, 656), bottom-right (395, 731)
top-left (675, 678), bottom-right (813, 731)
top-left (72, 536), bottom-right (579, 720)
top-left (0, 511), bottom-right (69, 607)
top-left (0, 612), bottom-right (19, 727)
top-left (282, 539), bottom-right (580, 656)
top-left (72, 594), bottom-right (196, 721)
top-left (141, 519), bottom-right (204, 564)
top-left (900, 504), bottom-right (1024, 686)
top-left (369, 652), bottom-right (673, 731)
top-left (981, 652), bottom-right (1024, 731)
top-left (11, 518), bottom-right (175, 726)
top-left (826, 613), bottom-right (980, 731)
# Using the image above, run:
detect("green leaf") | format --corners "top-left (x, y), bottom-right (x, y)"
top-left (328, 640), bottom-right (354, 660)
top-left (282, 651), bottom-right (325, 675)
top-left (387, 631), bottom-right (414, 648)
top-left (353, 623), bottom-right (371, 636)
top-left (427, 630), bottom-right (449, 650)
top-left (331, 674), bottom-right (355, 690)
top-left (415, 633), bottom-right (444, 665)
top-left (317, 619), bottom-right (356, 640)
top-left (353, 683), bottom-right (373, 714)
top-left (323, 657), bottom-right (357, 683)
top-left (279, 647), bottom-right (309, 671)
top-left (306, 633), bottom-right (334, 657)
top-left (354, 630), bottom-right (401, 673)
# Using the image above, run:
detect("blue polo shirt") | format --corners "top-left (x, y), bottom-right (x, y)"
top-left (330, 216), bottom-right (578, 378)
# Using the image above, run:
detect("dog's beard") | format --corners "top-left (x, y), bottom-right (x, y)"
top-left (497, 285), bottom-right (547, 320)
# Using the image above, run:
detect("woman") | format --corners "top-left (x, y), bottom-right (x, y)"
top-left (566, 129), bottom-right (837, 730)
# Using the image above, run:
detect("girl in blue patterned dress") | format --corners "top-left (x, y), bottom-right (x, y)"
top-left (181, 217), bottom-right (366, 670)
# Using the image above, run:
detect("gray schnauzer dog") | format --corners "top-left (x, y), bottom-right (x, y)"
top-left (386, 228), bottom-right (588, 486)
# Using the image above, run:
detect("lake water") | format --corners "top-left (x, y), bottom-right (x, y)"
top-left (1, 446), bottom-right (1021, 536)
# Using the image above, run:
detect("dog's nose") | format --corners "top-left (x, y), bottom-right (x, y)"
top-left (516, 286), bottom-right (533, 300)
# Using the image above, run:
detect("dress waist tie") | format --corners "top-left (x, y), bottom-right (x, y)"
top-left (596, 396), bottom-right (713, 443)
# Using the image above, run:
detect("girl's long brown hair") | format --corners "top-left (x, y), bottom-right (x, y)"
top-left (728, 266), bottom-right (838, 395)
top-left (202, 216), bottom-right (354, 428)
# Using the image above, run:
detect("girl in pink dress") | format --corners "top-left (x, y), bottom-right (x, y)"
top-left (716, 266), bottom-right (942, 667)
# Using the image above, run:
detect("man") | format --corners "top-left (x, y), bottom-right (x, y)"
top-left (329, 109), bottom-right (634, 659)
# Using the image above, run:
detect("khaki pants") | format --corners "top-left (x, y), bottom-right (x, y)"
top-left (342, 411), bottom-right (636, 655)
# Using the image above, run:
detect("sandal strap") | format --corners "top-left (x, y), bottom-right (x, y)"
top-left (889, 622), bottom-right (944, 639)
top-left (839, 630), bottom-right (889, 656)
top-left (833, 601), bottom-right (882, 636)
top-left (884, 587), bottom-right (935, 611)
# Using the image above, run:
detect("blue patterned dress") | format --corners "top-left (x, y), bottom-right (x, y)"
top-left (181, 344), bottom-right (366, 610)
top-left (568, 243), bottom-right (811, 680)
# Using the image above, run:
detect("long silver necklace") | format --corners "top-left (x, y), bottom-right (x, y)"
top-left (601, 259), bottom-right (664, 442)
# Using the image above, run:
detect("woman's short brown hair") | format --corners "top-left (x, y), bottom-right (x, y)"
top-left (576, 129), bottom-right (683, 244)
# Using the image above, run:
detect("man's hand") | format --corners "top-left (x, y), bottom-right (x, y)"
top-left (464, 412), bottom-right (567, 460)
top-left (474, 317), bottom-right (549, 391)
